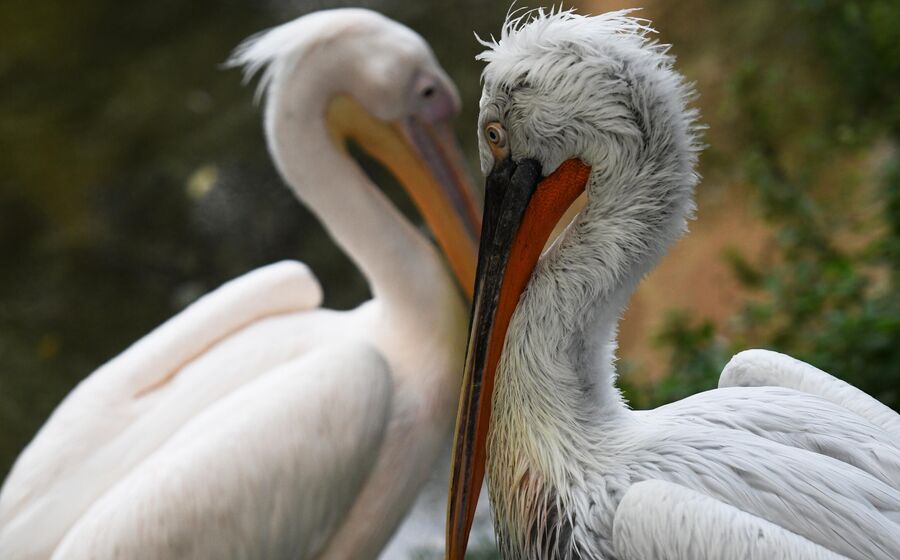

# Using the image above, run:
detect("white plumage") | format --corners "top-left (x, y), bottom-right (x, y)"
top-left (720, 349), bottom-right (900, 440)
top-left (448, 8), bottom-right (900, 560)
top-left (0, 9), bottom-right (479, 559)
top-left (611, 479), bottom-right (845, 560)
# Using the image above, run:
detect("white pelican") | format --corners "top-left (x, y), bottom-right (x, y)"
top-left (447, 9), bottom-right (900, 560)
top-left (0, 9), bottom-right (482, 559)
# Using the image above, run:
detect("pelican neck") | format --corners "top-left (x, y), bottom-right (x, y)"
top-left (262, 66), bottom-right (456, 313)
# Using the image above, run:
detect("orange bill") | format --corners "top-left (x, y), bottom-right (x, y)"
top-left (446, 157), bottom-right (592, 558)
top-left (326, 95), bottom-right (482, 298)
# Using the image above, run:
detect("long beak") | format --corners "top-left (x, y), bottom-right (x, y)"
top-left (446, 157), bottom-right (591, 559)
top-left (326, 95), bottom-right (482, 298)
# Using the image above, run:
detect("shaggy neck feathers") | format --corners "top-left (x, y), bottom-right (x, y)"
top-left (480, 9), bottom-right (700, 559)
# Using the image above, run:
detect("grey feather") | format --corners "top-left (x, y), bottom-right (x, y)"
top-left (476, 8), bottom-right (900, 560)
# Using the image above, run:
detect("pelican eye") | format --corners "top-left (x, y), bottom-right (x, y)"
top-left (485, 122), bottom-right (507, 148)
top-left (485, 122), bottom-right (509, 163)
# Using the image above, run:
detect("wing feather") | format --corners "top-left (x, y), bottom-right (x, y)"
top-left (720, 350), bottom-right (900, 440)
top-left (645, 427), bottom-right (900, 559)
top-left (651, 387), bottom-right (900, 488)
top-left (612, 479), bottom-right (846, 560)
top-left (50, 343), bottom-right (392, 560)
top-left (0, 261), bottom-right (324, 558)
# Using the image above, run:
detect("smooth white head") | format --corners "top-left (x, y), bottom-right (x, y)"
top-left (232, 9), bottom-right (459, 135)
top-left (228, 9), bottom-right (481, 301)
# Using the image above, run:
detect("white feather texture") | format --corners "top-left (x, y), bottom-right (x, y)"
top-left (475, 8), bottom-right (900, 560)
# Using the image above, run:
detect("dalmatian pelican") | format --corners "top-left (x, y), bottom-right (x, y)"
top-left (447, 8), bottom-right (900, 560)
top-left (0, 9), bottom-right (481, 559)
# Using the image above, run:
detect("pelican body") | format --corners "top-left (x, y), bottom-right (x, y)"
top-left (0, 9), bottom-right (481, 559)
top-left (447, 9), bottom-right (900, 560)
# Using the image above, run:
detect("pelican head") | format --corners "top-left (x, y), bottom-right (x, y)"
top-left (447, 8), bottom-right (701, 557)
top-left (229, 9), bottom-right (481, 295)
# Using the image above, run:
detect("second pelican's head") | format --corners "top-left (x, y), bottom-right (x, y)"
top-left (230, 9), bottom-right (481, 296)
top-left (448, 8), bottom-right (701, 557)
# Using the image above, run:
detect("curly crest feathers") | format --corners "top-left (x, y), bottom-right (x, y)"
top-left (477, 8), bottom-right (660, 86)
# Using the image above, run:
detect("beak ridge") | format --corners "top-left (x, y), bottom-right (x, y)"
top-left (446, 158), bottom-right (591, 559)
top-left (326, 94), bottom-right (482, 298)
top-left (446, 157), bottom-right (543, 559)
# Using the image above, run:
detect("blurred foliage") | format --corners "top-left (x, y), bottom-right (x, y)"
top-left (632, 0), bottom-right (900, 410)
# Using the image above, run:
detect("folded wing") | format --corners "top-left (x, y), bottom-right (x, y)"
top-left (720, 349), bottom-right (900, 440)
top-left (50, 343), bottom-right (393, 560)
top-left (0, 261), bottom-right (324, 558)
top-left (613, 479), bottom-right (846, 560)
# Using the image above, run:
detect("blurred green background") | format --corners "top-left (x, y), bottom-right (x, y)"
top-left (0, 0), bottom-right (898, 548)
